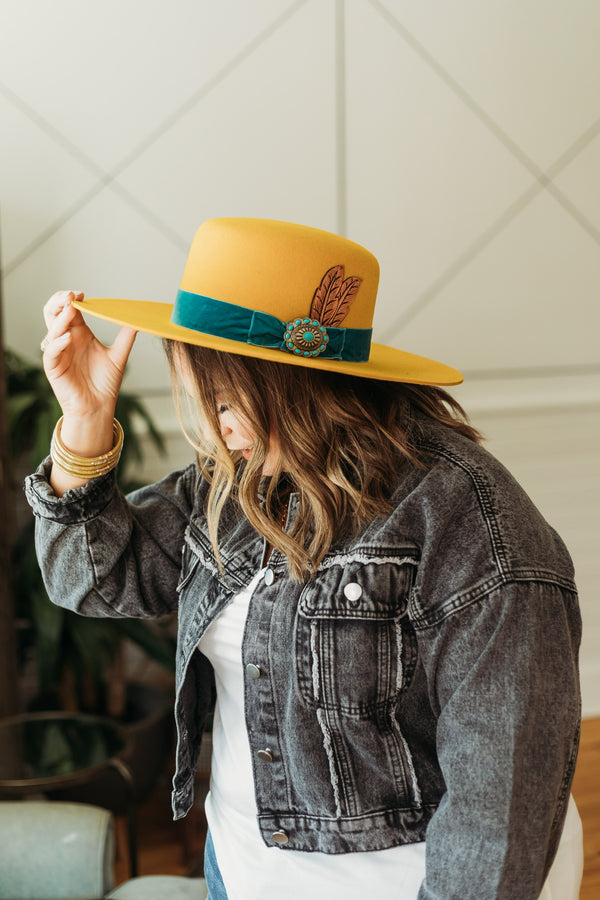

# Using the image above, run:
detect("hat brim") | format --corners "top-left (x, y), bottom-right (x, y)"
top-left (74, 297), bottom-right (463, 386)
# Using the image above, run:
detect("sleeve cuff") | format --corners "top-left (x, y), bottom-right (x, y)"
top-left (24, 457), bottom-right (118, 524)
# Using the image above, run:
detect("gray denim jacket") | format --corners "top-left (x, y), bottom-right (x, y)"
top-left (24, 417), bottom-right (581, 900)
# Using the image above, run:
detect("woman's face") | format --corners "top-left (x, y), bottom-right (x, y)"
top-left (216, 393), bottom-right (281, 476)
top-left (172, 345), bottom-right (282, 475)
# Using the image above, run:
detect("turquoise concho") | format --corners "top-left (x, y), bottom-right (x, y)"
top-left (283, 318), bottom-right (329, 357)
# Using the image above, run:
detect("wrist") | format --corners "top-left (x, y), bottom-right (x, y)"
top-left (58, 411), bottom-right (116, 459)
top-left (49, 414), bottom-right (123, 495)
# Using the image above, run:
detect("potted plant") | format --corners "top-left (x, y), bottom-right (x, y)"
top-left (7, 348), bottom-right (177, 803)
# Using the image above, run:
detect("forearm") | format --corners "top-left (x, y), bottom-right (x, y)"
top-left (25, 461), bottom-right (198, 620)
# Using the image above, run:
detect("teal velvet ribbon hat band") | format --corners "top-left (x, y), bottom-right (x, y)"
top-left (172, 290), bottom-right (373, 362)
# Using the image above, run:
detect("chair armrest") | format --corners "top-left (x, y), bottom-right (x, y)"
top-left (0, 801), bottom-right (114, 899)
top-left (107, 875), bottom-right (207, 899)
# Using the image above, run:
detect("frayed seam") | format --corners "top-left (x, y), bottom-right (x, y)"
top-left (398, 729), bottom-right (422, 806)
top-left (395, 618), bottom-right (404, 694)
top-left (318, 553), bottom-right (417, 571)
top-left (316, 707), bottom-right (343, 817)
top-left (310, 621), bottom-right (321, 702)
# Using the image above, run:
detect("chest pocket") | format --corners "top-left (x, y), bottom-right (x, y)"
top-left (295, 550), bottom-right (418, 717)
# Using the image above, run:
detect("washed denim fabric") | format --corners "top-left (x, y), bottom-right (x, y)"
top-left (204, 831), bottom-right (228, 900)
top-left (24, 416), bottom-right (581, 900)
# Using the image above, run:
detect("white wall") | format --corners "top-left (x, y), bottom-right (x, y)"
top-left (1, 1), bottom-right (598, 712)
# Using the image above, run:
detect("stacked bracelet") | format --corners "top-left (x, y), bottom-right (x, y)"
top-left (50, 416), bottom-right (124, 479)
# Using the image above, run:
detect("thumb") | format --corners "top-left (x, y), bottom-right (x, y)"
top-left (109, 327), bottom-right (138, 372)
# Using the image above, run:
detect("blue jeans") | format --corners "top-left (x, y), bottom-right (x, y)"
top-left (204, 830), bottom-right (228, 900)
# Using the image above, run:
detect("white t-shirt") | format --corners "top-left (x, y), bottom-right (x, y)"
top-left (198, 570), bottom-right (583, 900)
top-left (199, 568), bottom-right (426, 900)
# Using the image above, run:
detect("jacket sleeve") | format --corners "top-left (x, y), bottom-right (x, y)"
top-left (414, 577), bottom-right (581, 900)
top-left (24, 458), bottom-right (199, 620)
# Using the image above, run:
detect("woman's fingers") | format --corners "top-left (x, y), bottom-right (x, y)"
top-left (41, 291), bottom-right (84, 355)
top-left (42, 293), bottom-right (136, 373)
top-left (40, 293), bottom-right (137, 411)
top-left (41, 330), bottom-right (72, 363)
top-left (43, 290), bottom-right (82, 330)
top-left (109, 326), bottom-right (138, 373)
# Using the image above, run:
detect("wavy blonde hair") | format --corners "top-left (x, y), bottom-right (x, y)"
top-left (164, 342), bottom-right (482, 581)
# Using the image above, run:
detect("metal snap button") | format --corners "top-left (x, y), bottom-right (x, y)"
top-left (264, 568), bottom-right (275, 586)
top-left (246, 663), bottom-right (262, 679)
top-left (272, 830), bottom-right (289, 844)
top-left (343, 582), bottom-right (363, 603)
top-left (257, 748), bottom-right (274, 762)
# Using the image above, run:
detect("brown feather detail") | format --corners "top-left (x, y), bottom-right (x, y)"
top-left (310, 265), bottom-right (344, 323)
top-left (324, 275), bottom-right (362, 326)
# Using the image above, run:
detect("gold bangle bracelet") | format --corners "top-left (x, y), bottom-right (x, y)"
top-left (50, 417), bottom-right (124, 479)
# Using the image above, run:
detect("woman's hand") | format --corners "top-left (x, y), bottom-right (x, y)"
top-left (42, 290), bottom-right (136, 420)
top-left (41, 290), bottom-right (137, 494)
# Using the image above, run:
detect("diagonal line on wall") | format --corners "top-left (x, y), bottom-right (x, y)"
top-left (383, 114), bottom-right (600, 338)
top-left (384, 110), bottom-right (600, 338)
top-left (0, 80), bottom-right (106, 185)
top-left (542, 114), bottom-right (600, 247)
top-left (370, 0), bottom-right (600, 237)
top-left (0, 79), bottom-right (193, 273)
top-left (2, 0), bottom-right (308, 278)
top-left (1, 78), bottom-right (193, 274)
top-left (368, 0), bottom-right (600, 339)
top-left (0, 92), bottom-right (192, 277)
top-left (378, 180), bottom-right (543, 338)
top-left (368, 0), bottom-right (546, 180)
top-left (104, 0), bottom-right (309, 184)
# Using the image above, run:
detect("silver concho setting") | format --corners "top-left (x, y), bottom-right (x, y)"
top-left (283, 318), bottom-right (329, 357)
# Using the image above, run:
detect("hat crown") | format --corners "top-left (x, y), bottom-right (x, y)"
top-left (179, 218), bottom-right (379, 329)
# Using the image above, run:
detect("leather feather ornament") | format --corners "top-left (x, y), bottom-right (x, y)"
top-left (310, 265), bottom-right (362, 327)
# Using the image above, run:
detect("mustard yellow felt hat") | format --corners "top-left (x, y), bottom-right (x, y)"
top-left (74, 217), bottom-right (462, 385)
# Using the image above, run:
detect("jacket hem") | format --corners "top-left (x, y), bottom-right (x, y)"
top-left (256, 805), bottom-right (435, 853)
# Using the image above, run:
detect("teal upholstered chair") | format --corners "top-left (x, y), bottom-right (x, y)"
top-left (0, 801), bottom-right (207, 900)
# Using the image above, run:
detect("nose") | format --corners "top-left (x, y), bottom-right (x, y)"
top-left (201, 415), bottom-right (230, 445)
top-left (218, 411), bottom-right (234, 437)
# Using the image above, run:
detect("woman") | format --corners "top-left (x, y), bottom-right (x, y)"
top-left (26, 218), bottom-right (583, 899)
